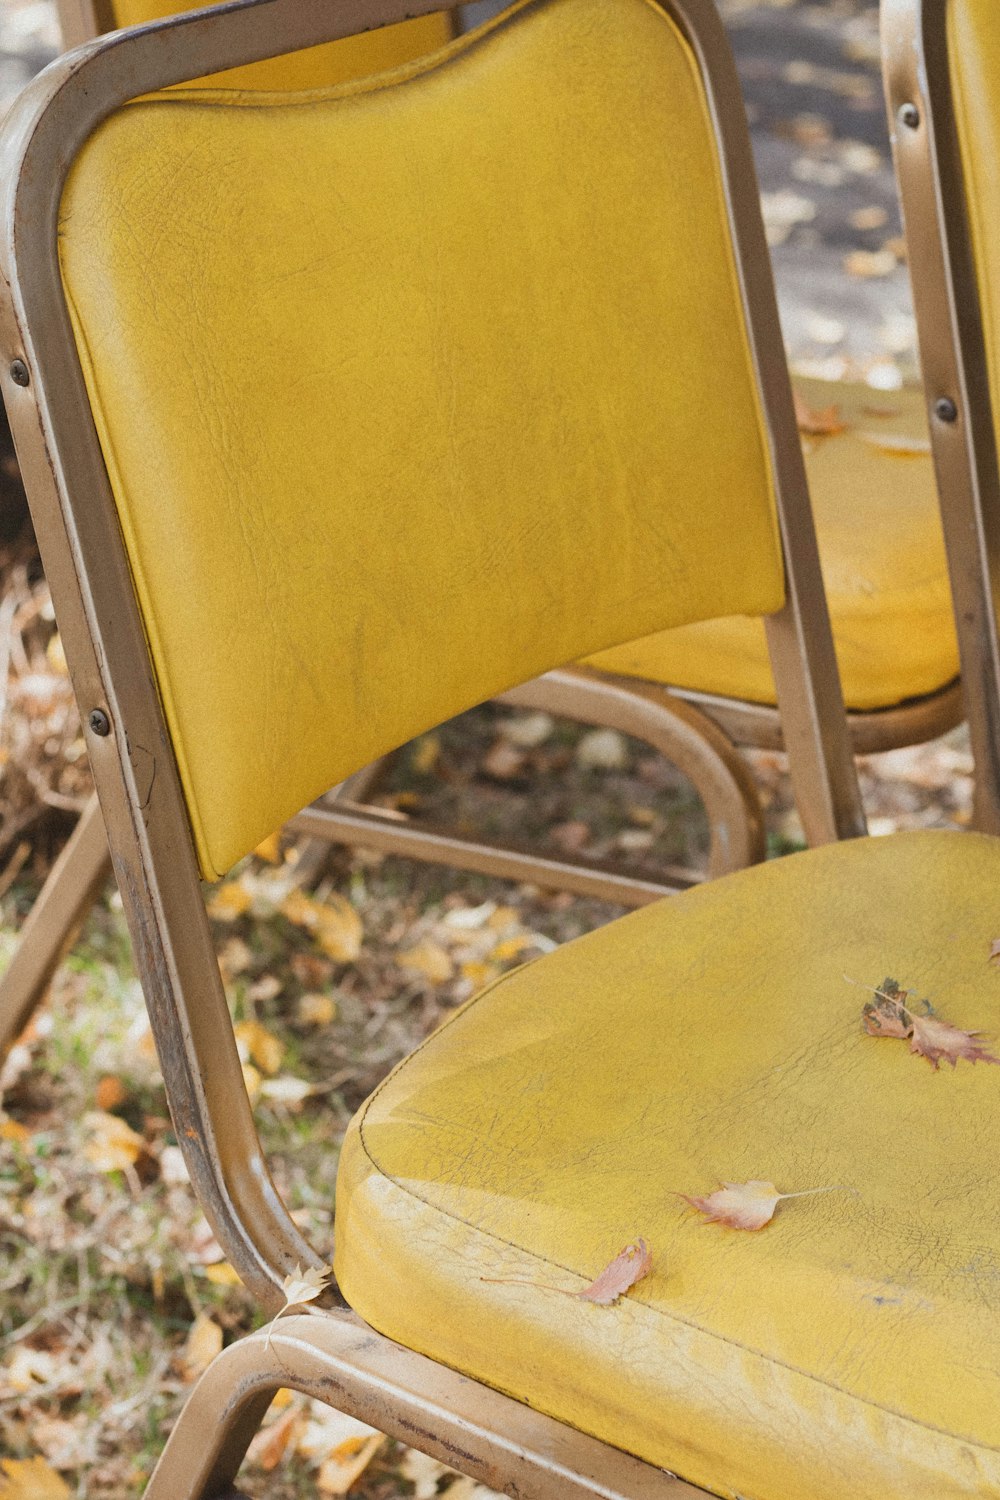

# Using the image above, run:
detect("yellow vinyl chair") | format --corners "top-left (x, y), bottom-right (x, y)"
top-left (0, 0), bottom-right (772, 1066)
top-left (0, 0), bottom-right (960, 1066)
top-left (4, 3), bottom-right (1000, 1498)
top-left (884, 0), bottom-right (1000, 838)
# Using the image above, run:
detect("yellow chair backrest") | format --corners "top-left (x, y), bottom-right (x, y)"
top-left (947, 0), bottom-right (1000, 454)
top-left (107, 0), bottom-right (455, 90)
top-left (57, 0), bottom-right (786, 880)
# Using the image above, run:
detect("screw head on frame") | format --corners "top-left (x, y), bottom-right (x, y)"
top-left (88, 709), bottom-right (111, 737)
top-left (9, 359), bottom-right (28, 387)
top-left (934, 396), bottom-right (959, 424)
top-left (898, 102), bottom-right (920, 130)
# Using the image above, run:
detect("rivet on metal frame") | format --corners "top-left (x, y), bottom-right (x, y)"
top-left (9, 359), bottom-right (29, 387)
top-left (898, 103), bottom-right (920, 130)
top-left (88, 708), bottom-right (112, 737)
top-left (934, 396), bottom-right (959, 424)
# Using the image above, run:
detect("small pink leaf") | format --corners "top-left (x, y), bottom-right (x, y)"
top-left (577, 1239), bottom-right (652, 1305)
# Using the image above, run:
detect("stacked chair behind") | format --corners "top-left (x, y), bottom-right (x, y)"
top-left (3, 2), bottom-right (1000, 1498)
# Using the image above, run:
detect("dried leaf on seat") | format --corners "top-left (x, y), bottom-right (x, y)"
top-left (988, 938), bottom-right (1000, 967)
top-left (682, 1180), bottom-right (848, 1231)
top-left (793, 389), bottom-right (846, 436)
top-left (0, 1457), bottom-right (70, 1500)
top-left (860, 976), bottom-right (1000, 1068)
top-left (909, 1014), bottom-right (1000, 1070)
top-left (482, 1240), bottom-right (651, 1306)
top-left (578, 1239), bottom-right (652, 1305)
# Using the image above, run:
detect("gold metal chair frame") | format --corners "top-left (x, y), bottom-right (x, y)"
top-left (883, 0), bottom-right (1000, 836)
top-left (0, 0), bottom-right (862, 1491)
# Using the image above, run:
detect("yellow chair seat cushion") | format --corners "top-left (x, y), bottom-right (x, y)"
top-left (337, 830), bottom-right (1000, 1500)
top-left (587, 381), bottom-right (959, 712)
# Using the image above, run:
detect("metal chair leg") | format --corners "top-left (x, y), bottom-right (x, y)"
top-left (143, 1311), bottom-right (703, 1500)
top-left (0, 791), bottom-right (110, 1060)
top-left (291, 667), bottom-right (767, 906)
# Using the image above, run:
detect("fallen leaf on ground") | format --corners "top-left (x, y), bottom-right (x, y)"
top-left (247, 1405), bottom-right (302, 1470)
top-left (204, 1261), bottom-right (242, 1288)
top-left (281, 891), bottom-right (363, 963)
top-left (844, 248), bottom-right (897, 279)
top-left (0, 1457), bottom-right (70, 1500)
top-left (411, 733), bottom-right (441, 776)
top-left (234, 1020), bottom-right (284, 1076)
top-left (576, 728), bottom-right (628, 770)
top-left (297, 992), bottom-right (336, 1026)
top-left (397, 939), bottom-right (454, 984)
top-left (481, 740), bottom-right (527, 781)
top-left (5, 1345), bottom-right (58, 1391)
top-left (178, 1311), bottom-right (223, 1383)
top-left (578, 1239), bottom-right (652, 1304)
top-left (400, 1451), bottom-right (455, 1499)
top-left (83, 1111), bottom-right (145, 1173)
top-left (296, 1404), bottom-right (385, 1495)
top-left (859, 976), bottom-right (1000, 1068)
top-left (550, 820), bottom-right (590, 853)
top-left (849, 204), bottom-right (889, 231)
top-left (444, 1480), bottom-right (505, 1500)
top-left (682, 1180), bottom-right (847, 1231)
top-left (500, 711), bottom-right (554, 748)
top-left (794, 389), bottom-right (846, 436)
top-left (207, 880), bottom-right (253, 922)
top-left (259, 1076), bottom-right (316, 1108)
top-left (94, 1075), bottom-right (126, 1112)
top-left (158, 1144), bottom-right (189, 1185)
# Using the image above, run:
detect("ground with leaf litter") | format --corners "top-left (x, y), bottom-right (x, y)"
top-left (0, 0), bottom-right (976, 1496)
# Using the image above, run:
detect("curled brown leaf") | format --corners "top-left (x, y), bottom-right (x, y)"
top-left (857, 975), bottom-right (1000, 1069)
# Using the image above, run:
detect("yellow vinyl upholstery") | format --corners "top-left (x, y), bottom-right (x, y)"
top-left (948, 0), bottom-right (1000, 466)
top-left (337, 828), bottom-right (1000, 1500)
top-left (589, 380), bottom-right (959, 711)
top-left (59, 0), bottom-right (785, 880)
top-left (108, 0), bottom-right (455, 90)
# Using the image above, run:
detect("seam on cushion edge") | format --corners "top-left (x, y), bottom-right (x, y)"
top-left (125, 0), bottom-right (545, 109)
top-left (351, 832), bottom-right (1000, 1461)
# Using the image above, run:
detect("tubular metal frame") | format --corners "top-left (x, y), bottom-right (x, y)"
top-left (0, 0), bottom-right (862, 1492)
top-left (883, 0), bottom-right (1000, 835)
